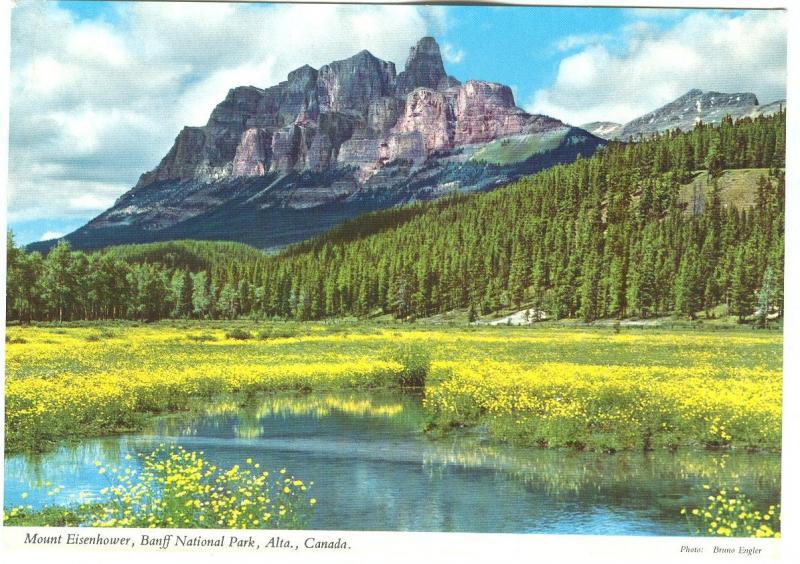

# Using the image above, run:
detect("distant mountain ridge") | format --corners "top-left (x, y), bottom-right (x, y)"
top-left (33, 37), bottom-right (604, 252)
top-left (579, 121), bottom-right (622, 139)
top-left (582, 89), bottom-right (784, 140)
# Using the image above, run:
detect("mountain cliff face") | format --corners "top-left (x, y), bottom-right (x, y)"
top-left (47, 37), bottom-right (605, 251)
top-left (584, 89), bottom-right (784, 140)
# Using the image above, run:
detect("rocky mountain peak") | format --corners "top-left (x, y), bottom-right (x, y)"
top-left (287, 65), bottom-right (318, 91)
top-left (396, 36), bottom-right (462, 96)
top-left (675, 88), bottom-right (759, 107)
top-left (580, 121), bottom-right (622, 139)
top-left (614, 88), bottom-right (769, 140)
top-left (111, 35), bottom-right (604, 243)
top-left (396, 36), bottom-right (448, 96)
top-left (136, 36), bottom-right (549, 192)
top-left (317, 49), bottom-right (397, 114)
top-left (44, 40), bottom-right (780, 255)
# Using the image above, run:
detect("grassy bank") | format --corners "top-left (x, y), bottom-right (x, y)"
top-left (425, 360), bottom-right (780, 451)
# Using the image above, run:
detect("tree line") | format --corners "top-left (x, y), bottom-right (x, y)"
top-left (6, 111), bottom-right (785, 323)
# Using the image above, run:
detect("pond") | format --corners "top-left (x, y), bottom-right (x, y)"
top-left (4, 391), bottom-right (781, 535)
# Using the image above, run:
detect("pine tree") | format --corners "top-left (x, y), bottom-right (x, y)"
top-left (755, 266), bottom-right (775, 328)
top-left (705, 138), bottom-right (723, 179)
top-left (730, 247), bottom-right (754, 322)
top-left (674, 245), bottom-right (703, 320)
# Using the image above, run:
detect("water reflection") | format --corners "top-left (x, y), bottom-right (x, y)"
top-left (4, 391), bottom-right (781, 535)
top-left (165, 393), bottom-right (411, 440)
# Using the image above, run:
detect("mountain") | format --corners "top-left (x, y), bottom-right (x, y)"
top-left (33, 37), bottom-right (605, 252)
top-left (580, 121), bottom-right (622, 139)
top-left (587, 89), bottom-right (784, 140)
top-left (9, 111), bottom-right (784, 324)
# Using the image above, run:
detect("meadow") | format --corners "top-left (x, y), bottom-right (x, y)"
top-left (3, 321), bottom-right (783, 535)
top-left (5, 321), bottom-right (782, 454)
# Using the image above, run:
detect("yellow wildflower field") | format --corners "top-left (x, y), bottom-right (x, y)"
top-left (4, 322), bottom-right (782, 453)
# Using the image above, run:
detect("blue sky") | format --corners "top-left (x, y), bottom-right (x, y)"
top-left (427, 6), bottom-right (629, 98)
top-left (7, 2), bottom-right (786, 244)
top-left (57, 0), bottom-right (120, 21)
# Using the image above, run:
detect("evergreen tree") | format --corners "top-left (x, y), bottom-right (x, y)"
top-left (755, 266), bottom-right (776, 328)
top-left (730, 247), bottom-right (754, 322)
top-left (674, 245), bottom-right (703, 319)
top-left (3, 113), bottom-right (785, 324)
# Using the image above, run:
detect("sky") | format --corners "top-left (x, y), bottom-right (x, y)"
top-left (6, 1), bottom-right (788, 244)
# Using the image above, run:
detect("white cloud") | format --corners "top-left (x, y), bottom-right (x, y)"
top-left (69, 193), bottom-right (118, 212)
top-left (441, 42), bottom-right (465, 64)
top-left (23, 56), bottom-right (77, 94)
top-left (8, 1), bottom-right (446, 223)
top-left (65, 22), bottom-right (130, 66)
top-left (7, 172), bottom-right (130, 223)
top-left (529, 10), bottom-right (786, 126)
top-left (41, 108), bottom-right (153, 155)
top-left (554, 33), bottom-right (612, 53)
top-left (40, 231), bottom-right (65, 241)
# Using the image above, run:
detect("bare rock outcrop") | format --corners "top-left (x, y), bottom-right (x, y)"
top-left (381, 132), bottom-right (427, 164)
top-left (232, 128), bottom-right (272, 177)
top-left (338, 138), bottom-right (381, 168)
top-left (317, 50), bottom-right (396, 115)
top-left (130, 36), bottom-right (578, 199)
top-left (271, 125), bottom-right (302, 172)
top-left (367, 97), bottom-right (403, 137)
top-left (454, 81), bottom-right (529, 145)
top-left (205, 86), bottom-right (269, 167)
top-left (134, 126), bottom-right (208, 188)
top-left (394, 88), bottom-right (454, 153)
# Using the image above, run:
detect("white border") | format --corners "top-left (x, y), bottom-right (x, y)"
top-left (0, 1), bottom-right (796, 563)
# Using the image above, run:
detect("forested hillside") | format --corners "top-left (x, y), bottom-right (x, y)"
top-left (7, 112), bottom-right (785, 323)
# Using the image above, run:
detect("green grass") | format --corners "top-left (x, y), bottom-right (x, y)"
top-left (679, 168), bottom-right (773, 214)
top-left (3, 504), bottom-right (105, 526)
top-left (471, 130), bottom-right (568, 164)
top-left (6, 320), bottom-right (782, 379)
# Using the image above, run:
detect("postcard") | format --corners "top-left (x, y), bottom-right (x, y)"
top-left (1, 1), bottom-right (796, 563)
